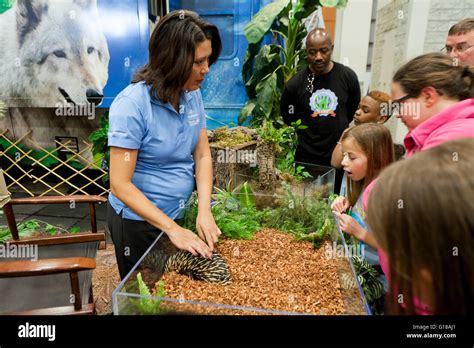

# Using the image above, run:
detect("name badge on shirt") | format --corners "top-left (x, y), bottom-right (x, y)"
top-left (188, 113), bottom-right (200, 127)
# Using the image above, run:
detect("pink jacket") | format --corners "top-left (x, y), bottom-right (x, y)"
top-left (362, 98), bottom-right (474, 314)
top-left (363, 99), bottom-right (474, 209)
top-left (404, 98), bottom-right (474, 157)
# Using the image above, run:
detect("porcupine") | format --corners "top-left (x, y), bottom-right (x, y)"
top-left (142, 249), bottom-right (231, 285)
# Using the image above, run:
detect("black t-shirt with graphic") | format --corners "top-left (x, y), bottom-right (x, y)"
top-left (281, 63), bottom-right (360, 166)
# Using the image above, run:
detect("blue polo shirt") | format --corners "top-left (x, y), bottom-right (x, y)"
top-left (107, 81), bottom-right (206, 220)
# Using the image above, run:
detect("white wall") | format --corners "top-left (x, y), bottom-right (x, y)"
top-left (369, 0), bottom-right (429, 144)
top-left (405, 0), bottom-right (431, 61)
top-left (423, 0), bottom-right (474, 53)
top-left (333, 0), bottom-right (374, 93)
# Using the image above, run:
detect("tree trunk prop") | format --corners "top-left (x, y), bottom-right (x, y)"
top-left (256, 139), bottom-right (277, 191)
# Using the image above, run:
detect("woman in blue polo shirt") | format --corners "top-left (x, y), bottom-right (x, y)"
top-left (107, 10), bottom-right (222, 279)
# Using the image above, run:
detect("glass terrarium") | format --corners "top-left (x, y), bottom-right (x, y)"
top-left (113, 190), bottom-right (369, 315)
top-left (294, 162), bottom-right (336, 198)
top-left (233, 162), bottom-right (336, 199)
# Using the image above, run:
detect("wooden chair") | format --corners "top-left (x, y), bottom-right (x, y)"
top-left (0, 257), bottom-right (97, 315)
top-left (0, 190), bottom-right (107, 315)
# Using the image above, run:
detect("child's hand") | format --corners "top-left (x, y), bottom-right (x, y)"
top-left (331, 196), bottom-right (350, 213)
top-left (333, 211), bottom-right (367, 241)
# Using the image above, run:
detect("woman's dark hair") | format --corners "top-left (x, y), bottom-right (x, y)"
top-left (133, 10), bottom-right (221, 103)
top-left (393, 52), bottom-right (474, 101)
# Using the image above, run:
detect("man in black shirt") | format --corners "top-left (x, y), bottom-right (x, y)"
top-left (281, 28), bottom-right (360, 193)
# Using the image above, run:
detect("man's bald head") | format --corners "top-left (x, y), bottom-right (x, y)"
top-left (306, 28), bottom-right (334, 74)
top-left (306, 28), bottom-right (333, 47)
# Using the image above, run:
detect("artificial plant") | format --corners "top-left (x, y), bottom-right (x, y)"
top-left (259, 183), bottom-right (334, 247)
top-left (181, 181), bottom-right (334, 248)
top-left (351, 255), bottom-right (385, 313)
top-left (181, 182), bottom-right (262, 240)
top-left (131, 273), bottom-right (167, 315)
top-left (257, 119), bottom-right (311, 182)
top-left (89, 111), bottom-right (110, 184)
top-left (0, 219), bottom-right (81, 243)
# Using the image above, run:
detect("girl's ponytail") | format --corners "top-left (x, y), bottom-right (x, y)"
top-left (393, 53), bottom-right (473, 101)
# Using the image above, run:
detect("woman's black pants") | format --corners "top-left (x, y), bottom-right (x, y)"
top-left (107, 202), bottom-right (162, 279)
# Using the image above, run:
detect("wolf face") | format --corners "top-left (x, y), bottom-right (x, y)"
top-left (0, 0), bottom-right (110, 107)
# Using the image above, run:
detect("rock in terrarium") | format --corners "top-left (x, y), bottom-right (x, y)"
top-left (208, 126), bottom-right (258, 190)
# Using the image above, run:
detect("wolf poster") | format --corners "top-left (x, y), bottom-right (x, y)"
top-left (0, 0), bottom-right (112, 107)
top-left (0, 0), bottom-right (149, 156)
top-left (0, 0), bottom-right (149, 108)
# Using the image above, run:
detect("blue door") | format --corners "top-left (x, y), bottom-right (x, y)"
top-left (169, 0), bottom-right (272, 128)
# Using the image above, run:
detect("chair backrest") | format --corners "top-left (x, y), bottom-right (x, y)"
top-left (0, 233), bottom-right (103, 313)
top-left (0, 187), bottom-right (107, 314)
top-left (0, 256), bottom-right (97, 315)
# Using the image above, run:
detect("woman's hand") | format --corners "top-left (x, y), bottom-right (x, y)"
top-left (331, 196), bottom-right (350, 213)
top-left (193, 129), bottom-right (221, 251)
top-left (333, 211), bottom-right (367, 241)
top-left (167, 225), bottom-right (213, 259)
top-left (196, 210), bottom-right (222, 251)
